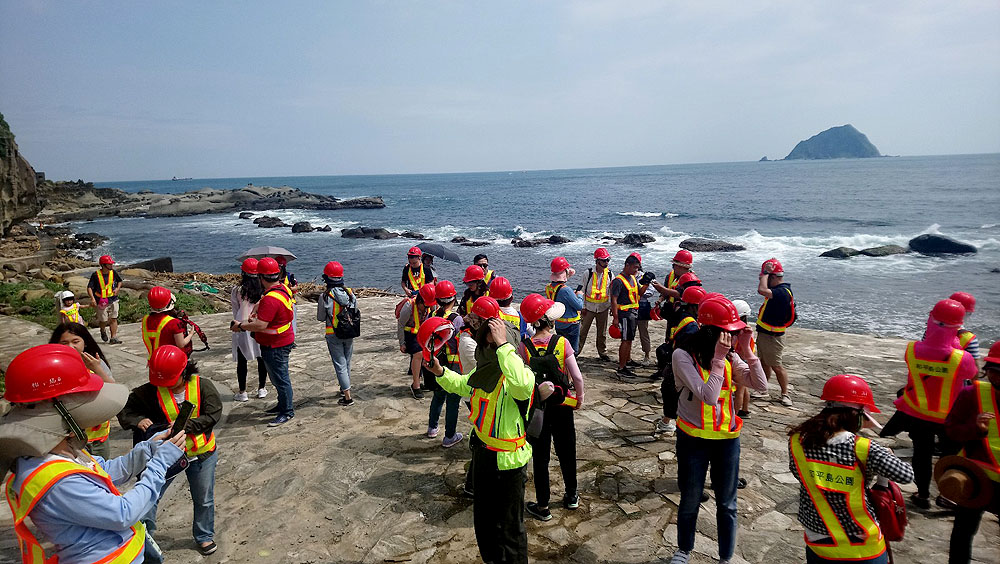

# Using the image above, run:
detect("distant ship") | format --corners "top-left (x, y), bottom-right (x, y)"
top-left (171, 176), bottom-right (193, 181)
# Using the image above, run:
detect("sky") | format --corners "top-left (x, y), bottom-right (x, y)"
top-left (1, 1), bottom-right (999, 181)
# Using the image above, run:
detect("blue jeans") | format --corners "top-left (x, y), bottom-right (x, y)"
top-left (142, 450), bottom-right (218, 561)
top-left (676, 431), bottom-right (740, 560)
top-left (260, 343), bottom-right (294, 416)
top-left (428, 388), bottom-right (460, 438)
top-left (806, 548), bottom-right (888, 563)
top-left (325, 334), bottom-right (353, 391)
top-left (555, 322), bottom-right (580, 354)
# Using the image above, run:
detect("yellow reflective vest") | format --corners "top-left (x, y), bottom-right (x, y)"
top-left (677, 358), bottom-right (742, 439)
top-left (156, 377), bottom-right (216, 457)
top-left (545, 283), bottom-right (581, 323)
top-left (95, 270), bottom-right (116, 299)
top-left (585, 269), bottom-right (611, 304)
top-left (60, 303), bottom-right (81, 323)
top-left (901, 342), bottom-right (967, 423)
top-left (614, 274), bottom-right (640, 311)
top-left (960, 380), bottom-right (1000, 482)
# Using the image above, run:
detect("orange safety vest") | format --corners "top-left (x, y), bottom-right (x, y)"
top-left (677, 358), bottom-right (742, 439)
top-left (756, 286), bottom-right (796, 334)
top-left (789, 434), bottom-right (886, 561)
top-left (666, 269), bottom-right (679, 304)
top-left (522, 335), bottom-right (578, 408)
top-left (259, 286), bottom-right (294, 335)
top-left (585, 269), bottom-right (611, 304)
top-left (901, 342), bottom-right (967, 423)
top-left (5, 453), bottom-right (146, 564)
top-left (960, 380), bottom-right (1000, 482)
top-left (141, 313), bottom-right (175, 358)
top-left (407, 265), bottom-right (426, 291)
top-left (60, 303), bottom-right (81, 323)
top-left (614, 274), bottom-right (640, 311)
top-left (469, 375), bottom-right (529, 452)
top-left (156, 377), bottom-right (216, 457)
top-left (544, 283), bottom-right (581, 323)
top-left (669, 316), bottom-right (697, 342)
top-left (324, 288), bottom-right (353, 335)
top-left (95, 270), bottom-right (116, 299)
top-left (405, 300), bottom-right (423, 335)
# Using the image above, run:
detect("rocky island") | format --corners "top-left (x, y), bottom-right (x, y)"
top-left (784, 124), bottom-right (881, 160)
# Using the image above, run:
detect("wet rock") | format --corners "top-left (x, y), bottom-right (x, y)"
top-left (316, 225), bottom-right (332, 232)
top-left (819, 247), bottom-right (860, 259)
top-left (74, 232), bottom-right (109, 249)
top-left (859, 245), bottom-right (909, 257)
top-left (511, 237), bottom-right (537, 248)
top-left (992, 268), bottom-right (1000, 273)
top-left (341, 226), bottom-right (399, 240)
top-left (238, 211), bottom-right (254, 219)
top-left (127, 257), bottom-right (173, 272)
top-left (621, 233), bottom-right (655, 247)
top-left (460, 241), bottom-right (490, 247)
top-left (908, 234), bottom-right (977, 255)
top-left (399, 231), bottom-right (427, 240)
top-left (450, 236), bottom-right (469, 243)
top-left (291, 221), bottom-right (315, 233)
top-left (511, 235), bottom-right (572, 248)
top-left (679, 238), bottom-right (746, 252)
top-left (547, 235), bottom-right (571, 244)
top-left (253, 216), bottom-right (288, 228)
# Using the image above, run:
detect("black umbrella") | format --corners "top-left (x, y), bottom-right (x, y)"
top-left (416, 242), bottom-right (461, 263)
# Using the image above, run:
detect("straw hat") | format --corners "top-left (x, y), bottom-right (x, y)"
top-left (934, 455), bottom-right (995, 509)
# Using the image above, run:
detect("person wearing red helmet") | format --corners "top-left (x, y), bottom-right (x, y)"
top-left (579, 248), bottom-right (614, 361)
top-left (424, 282), bottom-right (466, 447)
top-left (788, 375), bottom-right (913, 564)
top-left (949, 291), bottom-right (982, 365)
top-left (653, 249), bottom-right (694, 305)
top-left (944, 341), bottom-right (1000, 563)
top-left (490, 276), bottom-right (532, 340)
top-left (668, 296), bottom-right (767, 564)
top-left (460, 264), bottom-right (488, 316)
top-left (398, 283), bottom-right (437, 399)
top-left (755, 257), bottom-right (797, 407)
top-left (1, 344), bottom-right (187, 564)
top-left (401, 246), bottom-right (431, 297)
top-left (473, 254), bottom-right (495, 285)
top-left (546, 256), bottom-right (585, 355)
top-left (653, 286), bottom-right (707, 436)
top-left (141, 285), bottom-right (195, 360)
top-left (230, 256), bottom-right (297, 426)
top-left (231, 258), bottom-right (268, 402)
top-left (88, 255), bottom-right (124, 343)
top-left (610, 254), bottom-right (643, 378)
top-left (119, 345), bottom-right (222, 556)
top-left (880, 298), bottom-right (978, 510)
top-left (49, 322), bottom-right (116, 459)
top-left (321, 261), bottom-right (358, 406)
top-left (274, 255), bottom-right (299, 335)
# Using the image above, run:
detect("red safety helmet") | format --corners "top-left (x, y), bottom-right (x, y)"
top-left (820, 374), bottom-right (880, 413)
top-left (471, 296), bottom-right (500, 319)
top-left (435, 280), bottom-right (457, 299)
top-left (673, 250), bottom-right (693, 267)
top-left (4, 344), bottom-right (104, 403)
top-left (324, 261), bottom-right (344, 278)
top-left (147, 286), bottom-right (174, 312)
top-left (550, 256), bottom-right (571, 274)
top-left (241, 258), bottom-right (258, 274)
top-left (418, 283), bottom-right (436, 307)
top-left (594, 247), bottom-right (611, 260)
top-left (407, 246), bottom-right (423, 257)
top-left (930, 299), bottom-right (966, 328)
top-left (416, 316), bottom-right (455, 362)
top-left (949, 292), bottom-right (976, 314)
top-left (489, 277), bottom-right (513, 300)
top-left (609, 325), bottom-right (622, 339)
top-left (677, 272), bottom-right (701, 286)
top-left (629, 252), bottom-right (642, 264)
top-left (519, 293), bottom-right (558, 324)
top-left (274, 256), bottom-right (288, 266)
top-left (681, 286), bottom-right (708, 305)
top-left (984, 342), bottom-right (1000, 364)
top-left (149, 345), bottom-right (188, 388)
top-left (761, 258), bottom-right (784, 276)
top-left (257, 257), bottom-right (281, 275)
top-left (702, 292), bottom-right (725, 302)
top-left (649, 307), bottom-right (662, 321)
top-left (697, 297), bottom-right (747, 332)
top-left (99, 255), bottom-right (114, 265)
top-left (463, 265), bottom-right (485, 283)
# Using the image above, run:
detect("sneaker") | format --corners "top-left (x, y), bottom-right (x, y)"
top-left (616, 367), bottom-right (638, 379)
top-left (525, 502), bottom-right (552, 521)
top-left (669, 550), bottom-right (691, 564)
top-left (100, 329), bottom-right (108, 342)
top-left (736, 409), bottom-right (751, 419)
top-left (267, 414), bottom-right (293, 427)
top-left (654, 419), bottom-right (676, 434)
top-left (598, 353), bottom-right (611, 361)
top-left (648, 371), bottom-right (662, 381)
top-left (442, 432), bottom-right (464, 448)
top-left (427, 426), bottom-right (439, 439)
top-left (910, 493), bottom-right (931, 510)
top-left (108, 337), bottom-right (121, 344)
top-left (197, 541), bottom-right (218, 556)
top-left (750, 390), bottom-right (769, 400)
top-left (780, 394), bottom-right (793, 407)
top-left (256, 388), bottom-right (268, 399)
top-left (338, 396), bottom-right (355, 406)
top-left (234, 391), bottom-right (249, 402)
top-left (411, 386), bottom-right (424, 399)
top-left (626, 359), bottom-right (641, 367)
top-left (562, 493), bottom-right (580, 510)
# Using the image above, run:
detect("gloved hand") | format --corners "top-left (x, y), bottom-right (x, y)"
top-left (639, 271), bottom-right (656, 285)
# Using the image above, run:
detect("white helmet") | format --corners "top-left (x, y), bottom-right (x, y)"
top-left (55, 290), bottom-right (75, 301)
top-left (731, 299), bottom-right (752, 319)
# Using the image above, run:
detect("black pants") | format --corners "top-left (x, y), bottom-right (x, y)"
top-left (236, 349), bottom-right (268, 392)
top-left (528, 403), bottom-right (577, 507)
top-left (656, 343), bottom-right (679, 418)
top-left (948, 495), bottom-right (998, 564)
top-left (471, 435), bottom-right (528, 564)
top-left (906, 418), bottom-right (959, 497)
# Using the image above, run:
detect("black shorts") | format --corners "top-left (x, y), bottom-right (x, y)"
top-left (618, 312), bottom-right (638, 341)
top-left (403, 332), bottom-right (422, 355)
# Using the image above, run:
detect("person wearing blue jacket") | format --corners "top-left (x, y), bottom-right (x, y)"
top-left (546, 256), bottom-right (585, 353)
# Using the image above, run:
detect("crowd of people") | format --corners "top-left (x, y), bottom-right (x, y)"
top-left (0, 247), bottom-right (996, 564)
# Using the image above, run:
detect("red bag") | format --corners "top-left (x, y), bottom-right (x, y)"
top-left (869, 481), bottom-right (908, 541)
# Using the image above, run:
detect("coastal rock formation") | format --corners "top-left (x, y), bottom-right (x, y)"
top-left (820, 247), bottom-right (860, 259)
top-left (620, 233), bottom-right (655, 247)
top-left (784, 124), bottom-right (881, 160)
top-left (399, 231), bottom-right (427, 240)
top-left (908, 234), bottom-right (977, 255)
top-left (253, 216), bottom-right (289, 228)
top-left (679, 238), bottom-right (746, 252)
top-left (859, 245), bottom-right (909, 257)
top-left (342, 226), bottom-right (398, 240)
top-left (451, 236), bottom-right (490, 247)
top-left (511, 235), bottom-right (572, 248)
top-left (0, 113), bottom-right (40, 236)
top-left (238, 211), bottom-right (255, 219)
top-left (291, 221), bottom-right (315, 233)
top-left (316, 225), bottom-right (332, 232)
top-left (127, 257), bottom-right (173, 272)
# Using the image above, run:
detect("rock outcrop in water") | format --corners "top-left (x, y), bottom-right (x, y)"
top-left (908, 234), bottom-right (977, 255)
top-left (679, 238), bottom-right (745, 252)
top-left (0, 113), bottom-right (40, 236)
top-left (784, 124), bottom-right (881, 160)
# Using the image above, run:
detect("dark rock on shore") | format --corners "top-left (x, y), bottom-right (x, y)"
top-left (239, 211), bottom-right (255, 219)
top-left (820, 247), bottom-right (861, 259)
top-left (620, 233), bottom-right (655, 247)
top-left (908, 234), bottom-right (977, 255)
top-left (859, 245), bottom-right (909, 257)
top-left (679, 238), bottom-right (746, 252)
top-left (342, 227), bottom-right (398, 240)
top-left (452, 236), bottom-right (490, 247)
top-left (127, 257), bottom-right (173, 272)
top-left (253, 216), bottom-right (289, 228)
top-left (399, 231), bottom-right (427, 240)
top-left (784, 124), bottom-right (881, 160)
top-left (511, 235), bottom-right (572, 248)
top-left (316, 225), bottom-right (332, 232)
top-left (291, 221), bottom-right (315, 233)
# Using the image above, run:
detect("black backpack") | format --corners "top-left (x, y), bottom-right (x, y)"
top-left (522, 336), bottom-right (570, 390)
top-left (332, 289), bottom-right (361, 339)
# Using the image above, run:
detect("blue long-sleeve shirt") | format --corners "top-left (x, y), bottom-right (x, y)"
top-left (554, 285), bottom-right (584, 330)
top-left (9, 439), bottom-right (183, 564)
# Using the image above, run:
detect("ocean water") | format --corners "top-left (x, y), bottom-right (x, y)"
top-left (85, 154), bottom-right (1000, 340)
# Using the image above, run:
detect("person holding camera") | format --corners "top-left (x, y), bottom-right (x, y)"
top-left (118, 345), bottom-right (222, 557)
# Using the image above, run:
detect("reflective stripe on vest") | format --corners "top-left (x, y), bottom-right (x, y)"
top-left (407, 265), bottom-right (425, 291)
top-left (468, 375), bottom-right (528, 452)
top-left (614, 274), bottom-right (640, 311)
top-left (141, 313), bottom-right (174, 358)
top-left (260, 287), bottom-right (294, 335)
top-left (282, 276), bottom-right (297, 305)
top-left (960, 380), bottom-right (1000, 482)
top-left (60, 303), bottom-right (81, 323)
top-left (87, 420), bottom-right (111, 444)
top-left (524, 336), bottom-right (577, 408)
top-left (5, 453), bottom-right (146, 564)
top-left (95, 270), bottom-right (115, 299)
top-left (666, 270), bottom-right (679, 304)
top-left (405, 301), bottom-right (422, 334)
top-left (677, 358), bottom-right (742, 439)
top-left (670, 316), bottom-right (697, 342)
top-left (585, 269), bottom-right (611, 303)
top-left (324, 289), bottom-right (345, 335)
top-left (789, 434), bottom-right (886, 561)
top-left (756, 287), bottom-right (795, 333)
top-left (545, 283), bottom-right (581, 323)
top-left (902, 342), bottom-right (966, 422)
top-left (499, 310), bottom-right (521, 326)
top-left (483, 269), bottom-right (494, 285)
top-left (958, 330), bottom-right (975, 349)
top-left (156, 377), bottom-right (216, 457)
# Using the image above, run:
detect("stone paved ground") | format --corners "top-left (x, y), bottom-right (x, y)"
top-left (1, 296), bottom-right (997, 563)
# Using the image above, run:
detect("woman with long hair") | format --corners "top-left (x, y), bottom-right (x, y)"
top-left (788, 375), bottom-right (913, 563)
top-left (49, 322), bottom-right (116, 459)
top-left (231, 258), bottom-right (268, 401)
